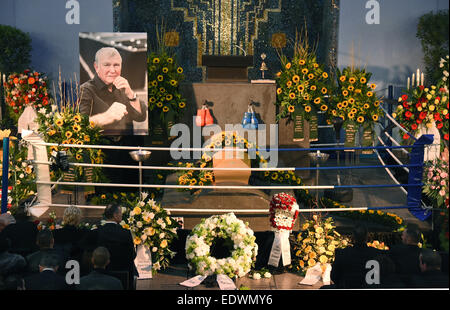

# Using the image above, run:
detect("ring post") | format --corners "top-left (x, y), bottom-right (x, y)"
top-left (1, 137), bottom-right (10, 214)
top-left (407, 134), bottom-right (433, 220)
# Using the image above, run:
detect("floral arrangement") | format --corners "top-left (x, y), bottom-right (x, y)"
top-left (422, 158), bottom-right (449, 209)
top-left (3, 69), bottom-right (51, 119)
top-left (275, 53), bottom-right (331, 121)
top-left (122, 193), bottom-right (180, 273)
top-left (269, 192), bottom-right (299, 231)
top-left (0, 129), bottom-right (36, 212)
top-left (439, 55), bottom-right (449, 92)
top-left (292, 215), bottom-right (349, 274)
top-left (35, 104), bottom-right (106, 184)
top-left (34, 211), bottom-right (57, 231)
top-left (393, 85), bottom-right (449, 144)
top-left (367, 240), bottom-right (389, 250)
top-left (328, 67), bottom-right (383, 127)
top-left (176, 132), bottom-right (268, 193)
top-left (249, 268), bottom-right (272, 280)
top-left (320, 198), bottom-right (405, 232)
top-left (185, 213), bottom-right (258, 279)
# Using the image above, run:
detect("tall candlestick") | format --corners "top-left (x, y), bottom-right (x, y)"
top-left (421, 73), bottom-right (424, 86)
top-left (412, 73), bottom-right (415, 87)
top-left (407, 77), bottom-right (410, 90)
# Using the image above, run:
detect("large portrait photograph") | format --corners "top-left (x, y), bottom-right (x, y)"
top-left (79, 32), bottom-right (148, 135)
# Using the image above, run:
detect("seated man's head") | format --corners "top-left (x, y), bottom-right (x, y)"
top-left (419, 249), bottom-right (442, 272)
top-left (352, 224), bottom-right (369, 246)
top-left (36, 229), bottom-right (54, 250)
top-left (38, 253), bottom-right (60, 273)
top-left (94, 47), bottom-right (122, 85)
top-left (91, 246), bottom-right (111, 269)
top-left (401, 224), bottom-right (420, 246)
top-left (103, 204), bottom-right (123, 224)
top-left (63, 205), bottom-right (82, 227)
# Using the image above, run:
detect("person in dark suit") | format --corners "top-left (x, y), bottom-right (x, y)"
top-left (24, 253), bottom-right (69, 290)
top-left (331, 224), bottom-right (384, 288)
top-left (370, 254), bottom-right (406, 288)
top-left (0, 203), bottom-right (38, 257)
top-left (410, 249), bottom-right (449, 288)
top-left (96, 204), bottom-right (137, 289)
top-left (388, 224), bottom-right (422, 285)
top-left (26, 229), bottom-right (68, 275)
top-left (76, 246), bottom-right (123, 290)
top-left (53, 206), bottom-right (87, 262)
top-left (0, 236), bottom-right (27, 278)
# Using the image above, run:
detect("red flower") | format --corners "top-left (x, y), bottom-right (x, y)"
top-left (415, 102), bottom-right (422, 109)
top-left (434, 113), bottom-right (442, 121)
top-left (446, 114), bottom-right (449, 119)
top-left (444, 134), bottom-right (449, 141)
top-left (403, 102), bottom-right (409, 108)
top-left (411, 124), bottom-right (418, 130)
top-left (405, 111), bottom-right (412, 118)
top-left (416, 119), bottom-right (422, 124)
top-left (403, 133), bottom-right (410, 140)
top-left (437, 122), bottom-right (443, 129)
top-left (401, 94), bottom-right (408, 101)
top-left (419, 111), bottom-right (427, 119)
top-left (419, 85), bottom-right (424, 90)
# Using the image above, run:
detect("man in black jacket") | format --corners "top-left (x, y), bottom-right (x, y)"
top-left (77, 246), bottom-right (123, 290)
top-left (388, 224), bottom-right (422, 277)
top-left (331, 224), bottom-right (384, 288)
top-left (24, 253), bottom-right (69, 290)
top-left (96, 204), bottom-right (137, 289)
top-left (410, 249), bottom-right (449, 288)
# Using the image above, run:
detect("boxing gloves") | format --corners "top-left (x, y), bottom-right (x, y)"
top-left (196, 103), bottom-right (214, 127)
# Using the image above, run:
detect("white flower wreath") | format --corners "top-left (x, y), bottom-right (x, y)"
top-left (185, 213), bottom-right (258, 279)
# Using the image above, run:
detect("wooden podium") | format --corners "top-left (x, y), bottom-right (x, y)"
top-left (202, 55), bottom-right (253, 82)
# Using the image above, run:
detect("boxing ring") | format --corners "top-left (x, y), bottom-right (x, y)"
top-left (0, 111), bottom-right (437, 225)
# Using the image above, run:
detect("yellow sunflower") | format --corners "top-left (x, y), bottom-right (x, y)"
top-left (167, 58), bottom-right (173, 63)
top-left (297, 85), bottom-right (305, 92)
top-left (342, 101), bottom-right (348, 107)
top-left (367, 91), bottom-right (373, 97)
top-left (162, 106), bottom-right (169, 112)
top-left (285, 62), bottom-right (292, 69)
top-left (73, 115), bottom-right (81, 123)
top-left (84, 135), bottom-right (90, 142)
top-left (149, 97), bottom-right (156, 103)
top-left (289, 92), bottom-right (296, 99)
top-left (321, 87), bottom-right (328, 94)
top-left (292, 75), bottom-right (300, 83)
top-left (342, 90), bottom-right (349, 96)
top-left (308, 73), bottom-right (315, 80)
top-left (322, 72), bottom-right (328, 79)
top-left (75, 153), bottom-right (82, 161)
top-left (349, 77), bottom-right (356, 84)
top-left (177, 67), bottom-right (183, 73)
top-left (348, 86), bottom-right (354, 91)
top-left (288, 105), bottom-right (295, 113)
top-left (73, 124), bottom-right (81, 132)
top-left (170, 80), bottom-right (177, 86)
top-left (152, 57), bottom-right (160, 64)
top-left (305, 106), bottom-right (312, 112)
top-left (179, 102), bottom-right (186, 108)
top-left (310, 85), bottom-right (317, 91)
top-left (372, 114), bottom-right (379, 121)
top-left (348, 98), bottom-right (355, 104)
top-left (360, 77), bottom-right (367, 84)
top-left (55, 119), bottom-right (64, 127)
top-left (339, 75), bottom-right (346, 82)
top-left (301, 68), bottom-right (308, 74)
top-left (156, 102), bottom-right (163, 108)
top-left (363, 103), bottom-right (370, 109)
top-left (162, 67), bottom-right (169, 73)
top-left (65, 131), bottom-right (73, 139)
top-left (357, 116), bottom-right (364, 123)
top-left (166, 94), bottom-right (173, 101)
top-left (157, 75), bottom-right (163, 81)
top-left (299, 59), bottom-right (306, 65)
top-left (277, 88), bottom-right (282, 95)
top-left (314, 97), bottom-right (321, 104)
top-left (320, 104), bottom-right (328, 111)
top-left (370, 83), bottom-right (377, 89)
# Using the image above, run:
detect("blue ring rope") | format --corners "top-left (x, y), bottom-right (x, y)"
top-left (247, 145), bottom-right (417, 152)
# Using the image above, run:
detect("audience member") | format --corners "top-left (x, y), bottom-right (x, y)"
top-left (0, 213), bottom-right (16, 232)
top-left (410, 249), bottom-right (449, 288)
top-left (54, 206), bottom-right (87, 261)
top-left (330, 224), bottom-right (384, 288)
top-left (26, 229), bottom-right (68, 275)
top-left (0, 236), bottom-right (27, 278)
top-left (0, 202), bottom-right (39, 257)
top-left (76, 246), bottom-right (124, 290)
top-left (388, 224), bottom-right (422, 279)
top-left (24, 253), bottom-right (70, 290)
top-left (96, 204), bottom-right (137, 289)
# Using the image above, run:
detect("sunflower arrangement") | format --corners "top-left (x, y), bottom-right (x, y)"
top-left (274, 31), bottom-right (331, 141)
top-left (292, 215), bottom-right (350, 274)
top-left (0, 129), bottom-right (36, 212)
top-left (35, 103), bottom-right (106, 185)
top-left (3, 69), bottom-right (51, 120)
top-left (320, 197), bottom-right (405, 232)
top-left (122, 193), bottom-right (180, 274)
top-left (327, 67), bottom-right (383, 148)
top-left (148, 24), bottom-right (187, 141)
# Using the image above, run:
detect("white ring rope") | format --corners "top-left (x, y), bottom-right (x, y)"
top-left (376, 136), bottom-right (409, 173)
top-left (36, 181), bottom-right (334, 190)
top-left (374, 149), bottom-right (408, 195)
top-left (380, 106), bottom-right (416, 139)
top-left (383, 131), bottom-right (409, 155)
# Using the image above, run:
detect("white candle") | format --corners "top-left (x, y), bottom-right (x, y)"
top-left (416, 69), bottom-right (420, 86)
top-left (421, 73), bottom-right (424, 86)
top-left (412, 73), bottom-right (415, 87)
top-left (407, 77), bottom-right (410, 90)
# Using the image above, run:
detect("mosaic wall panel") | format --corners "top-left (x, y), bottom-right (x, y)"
top-left (115, 0), bottom-right (339, 82)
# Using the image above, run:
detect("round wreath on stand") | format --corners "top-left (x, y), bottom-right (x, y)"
top-left (185, 213), bottom-right (258, 279)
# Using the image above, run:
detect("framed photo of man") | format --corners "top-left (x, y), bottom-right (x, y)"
top-left (79, 32), bottom-right (148, 135)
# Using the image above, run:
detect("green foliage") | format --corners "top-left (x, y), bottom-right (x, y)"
top-left (0, 25), bottom-right (32, 74)
top-left (416, 10), bottom-right (449, 85)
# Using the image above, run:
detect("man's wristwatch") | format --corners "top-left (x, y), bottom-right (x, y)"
top-left (128, 93), bottom-right (138, 101)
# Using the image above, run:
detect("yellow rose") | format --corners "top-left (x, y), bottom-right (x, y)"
top-left (426, 94), bottom-right (432, 100)
top-left (308, 259), bottom-right (316, 267)
top-left (429, 105), bottom-right (435, 111)
top-left (133, 236), bottom-right (142, 245)
top-left (133, 207), bottom-right (142, 215)
top-left (309, 252), bottom-right (317, 259)
top-left (319, 255), bottom-right (328, 264)
top-left (160, 239), bottom-right (168, 248)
